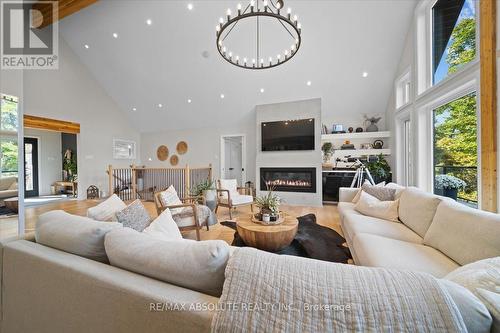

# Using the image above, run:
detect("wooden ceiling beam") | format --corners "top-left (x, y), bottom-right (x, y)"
top-left (32, 0), bottom-right (99, 29)
top-left (24, 115), bottom-right (80, 134)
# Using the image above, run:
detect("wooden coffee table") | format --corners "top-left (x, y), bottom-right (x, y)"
top-left (236, 213), bottom-right (298, 252)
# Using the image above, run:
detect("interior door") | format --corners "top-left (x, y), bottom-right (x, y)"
top-left (24, 137), bottom-right (39, 197)
top-left (223, 137), bottom-right (243, 185)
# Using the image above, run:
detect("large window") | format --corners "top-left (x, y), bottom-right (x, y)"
top-left (432, 0), bottom-right (476, 85)
top-left (1, 95), bottom-right (19, 177)
top-left (403, 120), bottom-right (412, 186)
top-left (433, 92), bottom-right (477, 207)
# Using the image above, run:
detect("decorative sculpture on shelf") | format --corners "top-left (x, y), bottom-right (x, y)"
top-left (364, 115), bottom-right (382, 132)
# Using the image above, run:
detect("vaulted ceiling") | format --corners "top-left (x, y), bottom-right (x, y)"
top-left (59, 0), bottom-right (416, 133)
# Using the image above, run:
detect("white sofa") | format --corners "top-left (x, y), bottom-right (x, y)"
top-left (338, 185), bottom-right (500, 278)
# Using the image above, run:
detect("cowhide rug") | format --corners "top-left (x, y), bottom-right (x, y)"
top-left (221, 214), bottom-right (352, 263)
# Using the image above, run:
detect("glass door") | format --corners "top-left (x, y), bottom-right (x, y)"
top-left (24, 137), bottom-right (39, 197)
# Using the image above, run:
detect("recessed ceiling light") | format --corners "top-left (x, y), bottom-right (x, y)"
top-left (84, 44), bottom-right (89, 49)
top-left (148, 157), bottom-right (152, 161)
top-left (112, 33), bottom-right (118, 38)
top-left (220, 94), bottom-right (225, 99)
top-left (146, 19), bottom-right (152, 25)
top-left (158, 103), bottom-right (163, 108)
top-left (306, 81), bottom-right (312, 86)
top-left (187, 99), bottom-right (192, 103)
top-left (362, 72), bottom-right (368, 78)
top-left (260, 88), bottom-right (265, 93)
top-left (187, 3), bottom-right (193, 10)
top-left (132, 107), bottom-right (137, 111)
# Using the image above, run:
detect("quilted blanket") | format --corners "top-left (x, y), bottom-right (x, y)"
top-left (211, 248), bottom-right (467, 332)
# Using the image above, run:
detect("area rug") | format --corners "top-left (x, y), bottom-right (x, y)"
top-left (221, 214), bottom-right (352, 263)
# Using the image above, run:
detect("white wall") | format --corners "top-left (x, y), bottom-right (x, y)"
top-left (141, 114), bottom-right (256, 184)
top-left (22, 39), bottom-right (141, 197)
top-left (24, 129), bottom-right (62, 196)
top-left (256, 98), bottom-right (322, 207)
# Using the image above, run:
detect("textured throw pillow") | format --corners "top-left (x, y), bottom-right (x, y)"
top-left (398, 187), bottom-right (442, 237)
top-left (105, 228), bottom-right (230, 296)
top-left (354, 191), bottom-right (399, 222)
top-left (116, 199), bottom-right (152, 232)
top-left (385, 182), bottom-right (406, 200)
top-left (143, 208), bottom-right (183, 241)
top-left (439, 280), bottom-right (492, 333)
top-left (158, 185), bottom-right (183, 209)
top-left (87, 194), bottom-right (127, 221)
top-left (36, 210), bottom-right (122, 262)
top-left (351, 181), bottom-right (386, 203)
top-left (445, 257), bottom-right (500, 333)
top-left (361, 183), bottom-right (396, 201)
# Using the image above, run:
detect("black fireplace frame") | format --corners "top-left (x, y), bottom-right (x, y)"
top-left (260, 167), bottom-right (317, 193)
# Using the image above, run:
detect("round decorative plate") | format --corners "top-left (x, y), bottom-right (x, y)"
top-left (176, 141), bottom-right (188, 155)
top-left (170, 154), bottom-right (179, 166)
top-left (157, 145), bottom-right (169, 161)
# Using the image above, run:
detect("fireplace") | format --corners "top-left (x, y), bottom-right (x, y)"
top-left (260, 167), bottom-right (316, 193)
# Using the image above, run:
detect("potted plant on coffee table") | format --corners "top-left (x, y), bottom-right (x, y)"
top-left (434, 174), bottom-right (466, 201)
top-left (254, 185), bottom-right (282, 224)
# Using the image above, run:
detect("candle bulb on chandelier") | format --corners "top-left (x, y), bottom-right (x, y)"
top-left (229, 52), bottom-right (232, 60)
top-left (277, 54), bottom-right (281, 63)
top-left (227, 8), bottom-right (231, 20)
top-left (250, 0), bottom-right (255, 12)
top-left (243, 57), bottom-right (247, 66)
top-left (293, 15), bottom-right (298, 23)
top-left (297, 23), bottom-right (302, 32)
top-left (235, 55), bottom-right (239, 64)
top-left (287, 7), bottom-right (292, 19)
top-left (284, 50), bottom-right (289, 58)
top-left (237, 3), bottom-right (242, 15)
top-left (263, 0), bottom-right (268, 11)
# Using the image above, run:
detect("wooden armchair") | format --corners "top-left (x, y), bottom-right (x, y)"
top-left (154, 192), bottom-right (205, 241)
top-left (215, 179), bottom-right (254, 219)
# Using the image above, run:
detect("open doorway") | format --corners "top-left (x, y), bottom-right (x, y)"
top-left (23, 115), bottom-right (80, 207)
top-left (220, 135), bottom-right (246, 186)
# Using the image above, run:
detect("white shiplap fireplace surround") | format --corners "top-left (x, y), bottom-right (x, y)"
top-left (255, 98), bottom-right (322, 207)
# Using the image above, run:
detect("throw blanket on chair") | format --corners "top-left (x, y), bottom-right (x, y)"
top-left (211, 248), bottom-right (466, 333)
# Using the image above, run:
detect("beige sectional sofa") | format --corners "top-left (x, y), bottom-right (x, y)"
top-left (338, 185), bottom-right (500, 277)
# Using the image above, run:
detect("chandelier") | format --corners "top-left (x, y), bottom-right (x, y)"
top-left (215, 0), bottom-right (302, 70)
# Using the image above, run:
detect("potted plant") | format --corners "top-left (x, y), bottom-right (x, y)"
top-left (191, 179), bottom-right (216, 211)
top-left (63, 149), bottom-right (77, 182)
top-left (321, 142), bottom-right (333, 163)
top-left (366, 154), bottom-right (391, 184)
top-left (254, 186), bottom-right (282, 223)
top-left (434, 174), bottom-right (466, 201)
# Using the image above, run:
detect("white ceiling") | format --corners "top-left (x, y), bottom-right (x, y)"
top-left (59, 0), bottom-right (416, 133)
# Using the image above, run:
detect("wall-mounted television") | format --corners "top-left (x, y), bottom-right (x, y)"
top-left (261, 118), bottom-right (315, 151)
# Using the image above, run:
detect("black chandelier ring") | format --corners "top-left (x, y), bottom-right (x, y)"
top-left (215, 1), bottom-right (302, 70)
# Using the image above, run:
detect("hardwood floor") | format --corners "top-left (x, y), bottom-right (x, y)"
top-left (11, 200), bottom-right (342, 244)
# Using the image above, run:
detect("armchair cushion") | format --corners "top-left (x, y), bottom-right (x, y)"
top-left (218, 179), bottom-right (238, 199)
top-left (219, 194), bottom-right (253, 206)
top-left (158, 185), bottom-right (183, 213)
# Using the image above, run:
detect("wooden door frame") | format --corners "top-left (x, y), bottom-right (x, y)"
top-left (479, 0), bottom-right (497, 212)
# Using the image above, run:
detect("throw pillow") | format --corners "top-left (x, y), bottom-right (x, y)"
top-left (36, 210), bottom-right (122, 262)
top-left (143, 208), bottom-right (183, 241)
top-left (116, 199), bottom-right (152, 232)
top-left (351, 180), bottom-right (386, 203)
top-left (385, 182), bottom-right (406, 199)
top-left (218, 179), bottom-right (239, 199)
top-left (354, 191), bottom-right (399, 222)
top-left (105, 227), bottom-right (230, 297)
top-left (445, 257), bottom-right (500, 333)
top-left (361, 183), bottom-right (396, 201)
top-left (87, 194), bottom-right (127, 221)
top-left (158, 185), bottom-right (183, 213)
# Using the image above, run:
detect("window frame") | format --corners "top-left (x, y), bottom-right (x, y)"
top-left (415, 0), bottom-right (480, 96)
